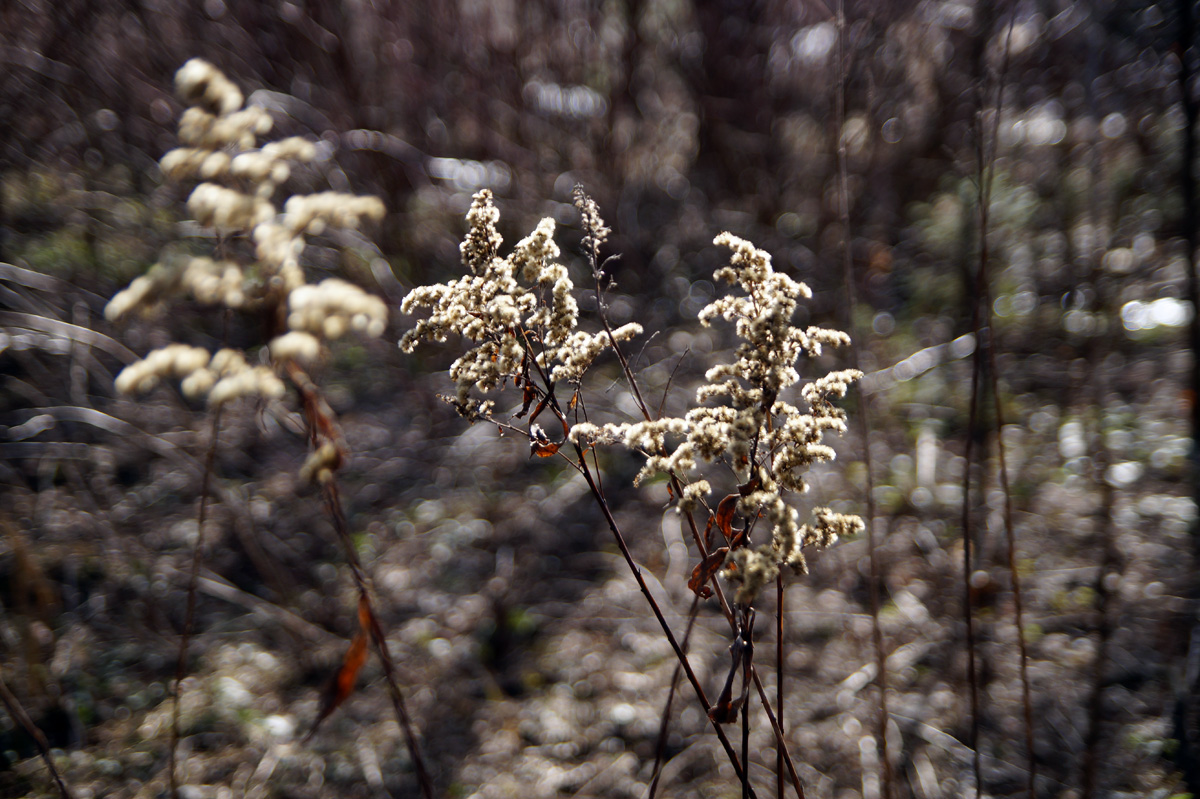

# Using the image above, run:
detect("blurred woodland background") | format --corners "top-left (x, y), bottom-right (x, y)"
top-left (2, 0), bottom-right (1199, 797)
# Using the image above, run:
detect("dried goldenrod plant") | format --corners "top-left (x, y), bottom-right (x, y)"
top-left (105, 59), bottom-right (432, 798)
top-left (108, 60), bottom-right (386, 408)
top-left (400, 186), bottom-right (863, 793)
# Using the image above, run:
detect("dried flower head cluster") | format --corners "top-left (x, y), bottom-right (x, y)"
top-left (402, 190), bottom-right (862, 607)
top-left (574, 234), bottom-right (864, 605)
top-left (398, 189), bottom-right (640, 417)
top-left (107, 59), bottom-right (387, 408)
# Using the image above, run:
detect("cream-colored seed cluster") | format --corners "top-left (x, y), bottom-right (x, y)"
top-left (180, 257), bottom-right (245, 308)
top-left (114, 344), bottom-right (210, 395)
top-left (284, 192), bottom-right (386, 236)
top-left (289, 279), bottom-right (388, 340)
top-left (203, 350), bottom-right (287, 407)
top-left (269, 331), bottom-right (322, 365)
top-left (572, 233), bottom-right (864, 605)
top-left (105, 262), bottom-right (180, 321)
top-left (399, 190), bottom-right (861, 607)
top-left (175, 58), bottom-right (243, 116)
top-left (109, 60), bottom-right (388, 410)
top-left (400, 190), bottom-right (635, 417)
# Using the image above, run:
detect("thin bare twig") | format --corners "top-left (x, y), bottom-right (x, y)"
top-left (285, 361), bottom-right (434, 799)
top-left (971, 8), bottom-right (1033, 797)
top-left (571, 443), bottom-right (757, 796)
top-left (320, 480), bottom-right (435, 799)
top-left (961, 3), bottom-right (1037, 794)
top-left (648, 594), bottom-right (701, 799)
top-left (776, 575), bottom-right (785, 799)
top-left (835, 1), bottom-right (892, 795)
top-left (169, 405), bottom-right (222, 799)
top-left (0, 672), bottom-right (74, 799)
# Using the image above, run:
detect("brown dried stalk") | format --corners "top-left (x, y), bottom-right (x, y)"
top-left (0, 672), bottom-right (74, 799)
top-left (286, 362), bottom-right (434, 799)
top-left (169, 406), bottom-right (222, 799)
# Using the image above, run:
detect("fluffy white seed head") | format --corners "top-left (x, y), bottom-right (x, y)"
top-left (176, 58), bottom-right (244, 116)
top-left (288, 279), bottom-right (388, 340)
top-left (269, 331), bottom-right (323, 364)
top-left (114, 344), bottom-right (212, 395)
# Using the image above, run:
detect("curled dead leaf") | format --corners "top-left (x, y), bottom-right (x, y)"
top-left (688, 547), bottom-right (729, 598)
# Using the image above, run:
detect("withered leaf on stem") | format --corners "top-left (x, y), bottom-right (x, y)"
top-left (515, 382), bottom-right (536, 418)
top-left (714, 493), bottom-right (739, 541)
top-left (529, 423), bottom-right (561, 458)
top-left (532, 441), bottom-right (560, 458)
top-left (708, 693), bottom-right (746, 725)
top-left (688, 546), bottom-right (729, 598)
top-left (305, 596), bottom-right (372, 741)
top-left (736, 476), bottom-right (761, 497)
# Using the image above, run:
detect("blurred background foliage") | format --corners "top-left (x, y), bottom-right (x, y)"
top-left (2, 0), bottom-right (1200, 797)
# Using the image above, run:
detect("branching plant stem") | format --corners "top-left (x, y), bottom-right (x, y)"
top-left (571, 441), bottom-right (757, 796)
top-left (970, 9), bottom-right (1034, 797)
top-left (776, 575), bottom-right (785, 799)
top-left (579, 212), bottom-right (807, 799)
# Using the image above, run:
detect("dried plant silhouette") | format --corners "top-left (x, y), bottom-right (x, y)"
top-left (400, 185), bottom-right (863, 796)
top-left (103, 60), bottom-right (430, 799)
top-left (3, 5), bottom-right (1195, 796)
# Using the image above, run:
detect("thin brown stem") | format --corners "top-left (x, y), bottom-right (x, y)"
top-left (965, 8), bottom-right (1021, 797)
top-left (285, 361), bottom-right (434, 799)
top-left (742, 643), bottom-right (751, 799)
top-left (776, 575), bottom-right (784, 799)
top-left (961, 319), bottom-right (984, 799)
top-left (648, 594), bottom-right (702, 799)
top-left (0, 672), bottom-right (74, 799)
top-left (749, 666), bottom-right (806, 799)
top-left (572, 443), bottom-right (756, 796)
top-left (320, 480), bottom-right (434, 799)
top-left (170, 405), bottom-right (222, 799)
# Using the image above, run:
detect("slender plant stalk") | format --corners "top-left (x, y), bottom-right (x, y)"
top-left (0, 672), bottom-right (74, 799)
top-left (834, 1), bottom-right (892, 795)
top-left (579, 217), bottom-right (807, 798)
top-left (776, 575), bottom-right (785, 799)
top-left (285, 362), bottom-right (434, 799)
top-left (985, 330), bottom-right (1036, 798)
top-left (170, 405), bottom-right (222, 799)
top-left (648, 594), bottom-right (702, 799)
top-left (1079, 461), bottom-right (1116, 798)
top-left (1174, 0), bottom-right (1200, 787)
top-left (1078, 38), bottom-right (1118, 793)
top-left (960, 7), bottom-right (1023, 796)
top-left (570, 444), bottom-right (757, 796)
top-left (506, 291), bottom-right (762, 790)
top-left (960, 286), bottom-right (985, 799)
top-left (742, 624), bottom-right (752, 799)
top-left (661, 472), bottom-right (805, 798)
top-left (971, 8), bottom-right (1036, 796)
top-left (320, 480), bottom-right (434, 799)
